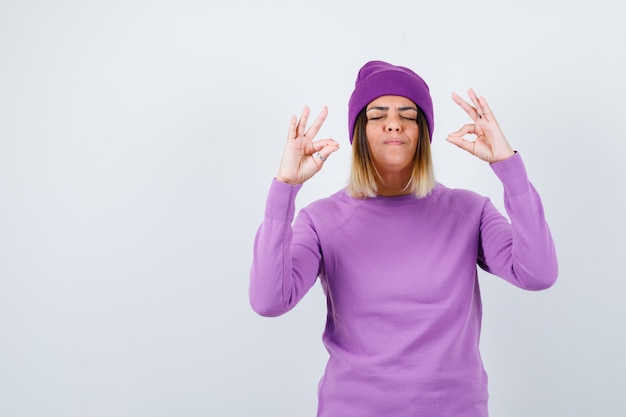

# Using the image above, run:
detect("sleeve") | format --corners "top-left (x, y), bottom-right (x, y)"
top-left (477, 152), bottom-right (558, 290)
top-left (249, 179), bottom-right (323, 317)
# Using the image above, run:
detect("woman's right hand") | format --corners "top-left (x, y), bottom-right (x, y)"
top-left (275, 106), bottom-right (340, 185)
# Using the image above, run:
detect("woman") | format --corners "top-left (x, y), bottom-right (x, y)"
top-left (250, 60), bottom-right (558, 417)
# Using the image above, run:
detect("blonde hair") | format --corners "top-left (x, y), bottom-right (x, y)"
top-left (347, 107), bottom-right (436, 199)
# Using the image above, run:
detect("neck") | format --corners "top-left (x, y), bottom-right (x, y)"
top-left (375, 171), bottom-right (413, 196)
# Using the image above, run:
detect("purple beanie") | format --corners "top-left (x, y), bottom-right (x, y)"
top-left (348, 60), bottom-right (434, 143)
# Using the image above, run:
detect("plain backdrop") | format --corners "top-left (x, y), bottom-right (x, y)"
top-left (1, 0), bottom-right (625, 416)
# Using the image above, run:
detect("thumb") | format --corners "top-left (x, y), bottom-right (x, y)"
top-left (446, 135), bottom-right (475, 155)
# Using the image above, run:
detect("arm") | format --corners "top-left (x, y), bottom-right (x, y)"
top-left (249, 181), bottom-right (322, 316)
top-left (447, 90), bottom-right (558, 289)
top-left (249, 106), bottom-right (339, 316)
top-left (478, 154), bottom-right (558, 289)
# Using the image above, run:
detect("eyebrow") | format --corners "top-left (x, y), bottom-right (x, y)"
top-left (366, 106), bottom-right (418, 112)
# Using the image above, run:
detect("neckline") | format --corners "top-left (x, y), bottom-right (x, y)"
top-left (339, 185), bottom-right (441, 207)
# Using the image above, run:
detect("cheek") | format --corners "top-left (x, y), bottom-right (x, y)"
top-left (365, 123), bottom-right (377, 139)
top-left (365, 127), bottom-right (378, 148)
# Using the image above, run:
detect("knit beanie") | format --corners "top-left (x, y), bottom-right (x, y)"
top-left (348, 60), bottom-right (434, 143)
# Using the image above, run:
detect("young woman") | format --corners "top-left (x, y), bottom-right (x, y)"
top-left (250, 60), bottom-right (558, 417)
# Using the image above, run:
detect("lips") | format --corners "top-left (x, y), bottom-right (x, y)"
top-left (383, 138), bottom-right (405, 145)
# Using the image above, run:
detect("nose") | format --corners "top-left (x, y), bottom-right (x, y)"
top-left (386, 116), bottom-right (401, 132)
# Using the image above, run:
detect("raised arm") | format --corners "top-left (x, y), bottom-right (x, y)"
top-left (250, 107), bottom-right (339, 316)
top-left (478, 154), bottom-right (558, 290)
top-left (446, 90), bottom-right (557, 289)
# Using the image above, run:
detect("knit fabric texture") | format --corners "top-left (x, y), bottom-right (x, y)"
top-left (250, 153), bottom-right (558, 416)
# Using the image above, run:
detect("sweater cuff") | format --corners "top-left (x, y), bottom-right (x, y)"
top-left (265, 179), bottom-right (303, 221)
top-left (490, 152), bottom-right (530, 197)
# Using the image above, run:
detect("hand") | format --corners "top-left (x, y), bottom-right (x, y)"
top-left (446, 89), bottom-right (515, 163)
top-left (276, 106), bottom-right (340, 184)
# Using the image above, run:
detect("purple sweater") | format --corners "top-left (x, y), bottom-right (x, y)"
top-left (250, 152), bottom-right (558, 417)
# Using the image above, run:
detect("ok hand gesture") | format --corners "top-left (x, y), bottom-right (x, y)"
top-left (276, 106), bottom-right (340, 185)
top-left (446, 89), bottom-right (515, 163)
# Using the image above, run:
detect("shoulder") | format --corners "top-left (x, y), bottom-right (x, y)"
top-left (303, 188), bottom-right (360, 215)
top-left (429, 183), bottom-right (489, 219)
top-left (298, 188), bottom-right (362, 233)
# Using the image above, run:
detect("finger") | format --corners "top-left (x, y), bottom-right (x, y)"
top-left (477, 95), bottom-right (496, 123)
top-left (303, 106), bottom-right (329, 139)
top-left (446, 134), bottom-right (476, 155)
top-left (311, 142), bottom-right (340, 164)
top-left (448, 123), bottom-right (477, 138)
top-left (467, 88), bottom-right (484, 119)
top-left (287, 114), bottom-right (297, 140)
top-left (311, 151), bottom-right (326, 164)
top-left (451, 92), bottom-right (480, 121)
top-left (312, 138), bottom-right (340, 152)
top-left (296, 106), bottom-right (310, 137)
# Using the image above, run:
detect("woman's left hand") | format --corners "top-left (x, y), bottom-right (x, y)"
top-left (446, 89), bottom-right (515, 163)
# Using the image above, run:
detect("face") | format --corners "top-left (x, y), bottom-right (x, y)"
top-left (365, 95), bottom-right (420, 176)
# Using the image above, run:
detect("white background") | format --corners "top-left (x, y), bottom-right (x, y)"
top-left (1, 0), bottom-right (624, 416)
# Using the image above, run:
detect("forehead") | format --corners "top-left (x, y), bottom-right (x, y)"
top-left (367, 95), bottom-right (416, 109)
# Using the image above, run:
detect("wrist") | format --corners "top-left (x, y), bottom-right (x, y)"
top-left (275, 175), bottom-right (300, 185)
